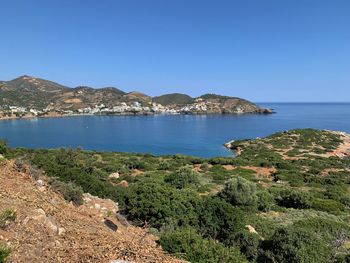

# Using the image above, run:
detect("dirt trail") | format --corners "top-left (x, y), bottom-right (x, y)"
top-left (0, 160), bottom-right (183, 263)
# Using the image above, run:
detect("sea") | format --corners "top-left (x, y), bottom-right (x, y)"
top-left (0, 103), bottom-right (349, 158)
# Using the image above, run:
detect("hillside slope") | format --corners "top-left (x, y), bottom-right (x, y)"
top-left (0, 75), bottom-right (272, 116)
top-left (0, 160), bottom-right (183, 263)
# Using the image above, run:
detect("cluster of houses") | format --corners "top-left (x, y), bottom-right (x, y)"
top-left (0, 99), bottom-right (225, 118)
top-left (75, 101), bottom-right (199, 115)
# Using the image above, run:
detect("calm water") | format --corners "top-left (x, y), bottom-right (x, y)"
top-left (0, 103), bottom-right (350, 157)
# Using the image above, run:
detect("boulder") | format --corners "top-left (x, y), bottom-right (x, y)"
top-left (109, 172), bottom-right (120, 179)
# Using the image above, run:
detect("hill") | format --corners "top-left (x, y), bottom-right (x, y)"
top-left (153, 93), bottom-right (194, 106)
top-left (1, 128), bottom-right (349, 262)
top-left (0, 159), bottom-right (183, 263)
top-left (0, 75), bottom-right (273, 118)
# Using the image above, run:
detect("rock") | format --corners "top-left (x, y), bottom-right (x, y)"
top-left (245, 225), bottom-right (259, 235)
top-left (94, 203), bottom-right (101, 210)
top-left (117, 180), bottom-right (129, 187)
top-left (109, 172), bottom-right (120, 179)
top-left (36, 180), bottom-right (44, 187)
top-left (23, 209), bottom-right (60, 235)
top-left (104, 219), bottom-right (118, 232)
top-left (116, 213), bottom-right (129, 227)
top-left (58, 227), bottom-right (66, 236)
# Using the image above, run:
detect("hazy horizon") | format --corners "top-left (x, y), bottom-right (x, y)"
top-left (1, 0), bottom-right (349, 102)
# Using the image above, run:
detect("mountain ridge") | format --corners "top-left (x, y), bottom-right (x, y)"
top-left (0, 75), bottom-right (273, 117)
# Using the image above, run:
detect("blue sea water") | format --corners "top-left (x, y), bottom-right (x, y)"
top-left (0, 103), bottom-right (350, 158)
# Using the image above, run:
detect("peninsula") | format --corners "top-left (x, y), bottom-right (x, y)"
top-left (0, 75), bottom-right (273, 119)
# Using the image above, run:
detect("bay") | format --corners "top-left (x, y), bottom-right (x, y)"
top-left (0, 103), bottom-right (349, 157)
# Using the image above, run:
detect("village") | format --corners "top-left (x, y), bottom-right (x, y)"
top-left (0, 99), bottom-right (222, 119)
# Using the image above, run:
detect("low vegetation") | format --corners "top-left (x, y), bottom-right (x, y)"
top-left (2, 129), bottom-right (350, 262)
top-left (0, 208), bottom-right (16, 229)
top-left (0, 245), bottom-right (11, 263)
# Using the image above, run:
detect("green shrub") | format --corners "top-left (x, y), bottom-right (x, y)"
top-left (234, 231), bottom-right (261, 261)
top-left (49, 179), bottom-right (84, 206)
top-left (0, 209), bottom-right (16, 229)
top-left (257, 190), bottom-right (275, 212)
top-left (275, 188), bottom-right (312, 209)
top-left (258, 226), bottom-right (331, 263)
top-left (0, 140), bottom-right (8, 156)
top-left (159, 228), bottom-right (248, 263)
top-left (200, 162), bottom-right (210, 172)
top-left (293, 218), bottom-right (350, 243)
top-left (0, 245), bottom-right (10, 263)
top-left (199, 197), bottom-right (246, 242)
top-left (164, 166), bottom-right (200, 189)
top-left (311, 198), bottom-right (345, 214)
top-left (219, 177), bottom-right (257, 207)
top-left (122, 178), bottom-right (201, 228)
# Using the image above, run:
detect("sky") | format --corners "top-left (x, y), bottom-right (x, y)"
top-left (0, 0), bottom-right (349, 102)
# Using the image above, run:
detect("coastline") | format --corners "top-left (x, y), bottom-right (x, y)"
top-left (0, 110), bottom-right (274, 121)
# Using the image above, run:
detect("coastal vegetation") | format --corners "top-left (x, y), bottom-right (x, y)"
top-left (2, 128), bottom-right (350, 262)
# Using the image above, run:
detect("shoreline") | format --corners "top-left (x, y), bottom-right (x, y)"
top-left (0, 110), bottom-right (274, 121)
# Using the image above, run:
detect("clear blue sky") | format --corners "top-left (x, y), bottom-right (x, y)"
top-left (0, 0), bottom-right (349, 102)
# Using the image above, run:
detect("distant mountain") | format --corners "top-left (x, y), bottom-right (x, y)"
top-left (0, 75), bottom-right (273, 115)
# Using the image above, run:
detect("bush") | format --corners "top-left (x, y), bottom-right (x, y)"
top-left (122, 178), bottom-right (202, 228)
top-left (234, 231), bottom-right (261, 261)
top-left (159, 228), bottom-right (248, 263)
top-left (219, 177), bottom-right (257, 207)
top-left (258, 227), bottom-right (331, 263)
top-left (0, 140), bottom-right (8, 156)
top-left (0, 209), bottom-right (16, 229)
top-left (275, 188), bottom-right (312, 209)
top-left (311, 198), bottom-right (344, 214)
top-left (165, 166), bottom-right (200, 189)
top-left (0, 245), bottom-right (10, 263)
top-left (49, 179), bottom-right (84, 206)
top-left (257, 191), bottom-right (275, 212)
top-left (199, 197), bottom-right (246, 242)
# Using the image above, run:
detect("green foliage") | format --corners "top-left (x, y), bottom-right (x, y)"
top-left (257, 190), bottom-right (275, 212)
top-left (234, 231), bottom-right (261, 261)
top-left (311, 198), bottom-right (345, 214)
top-left (49, 179), bottom-right (84, 206)
top-left (258, 226), bottom-right (331, 263)
top-left (275, 188), bottom-right (312, 209)
top-left (219, 177), bottom-right (257, 207)
top-left (0, 208), bottom-right (16, 229)
top-left (198, 197), bottom-right (246, 242)
top-left (0, 245), bottom-right (11, 263)
top-left (122, 178), bottom-right (202, 228)
top-left (3, 128), bottom-right (350, 263)
top-left (159, 228), bottom-right (248, 263)
top-left (0, 140), bottom-right (8, 156)
top-left (164, 166), bottom-right (200, 189)
top-left (153, 93), bottom-right (194, 105)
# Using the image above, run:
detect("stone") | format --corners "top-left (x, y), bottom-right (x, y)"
top-left (108, 172), bottom-right (120, 179)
